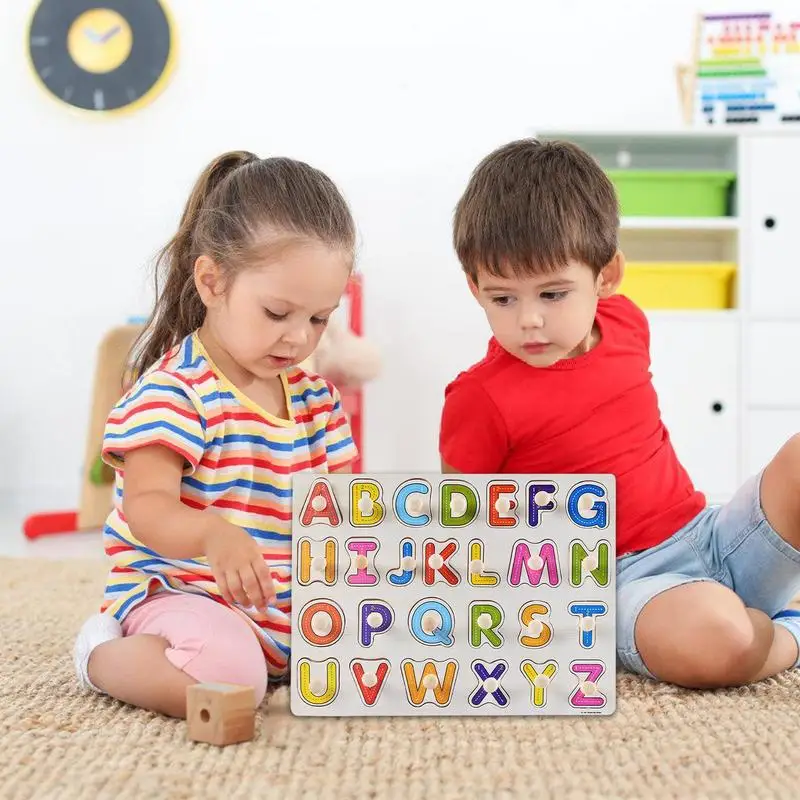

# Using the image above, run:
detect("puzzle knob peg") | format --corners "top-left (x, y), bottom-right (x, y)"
top-left (527, 554), bottom-right (544, 571)
top-left (526, 619), bottom-right (544, 637)
top-left (422, 674), bottom-right (438, 690)
top-left (534, 491), bottom-right (552, 506)
top-left (310, 613), bottom-right (333, 636)
top-left (469, 559), bottom-right (484, 575)
top-left (367, 612), bottom-right (383, 628)
top-left (578, 494), bottom-right (596, 514)
top-left (421, 611), bottom-right (440, 634)
top-left (477, 613), bottom-right (494, 630)
top-left (362, 671), bottom-right (378, 688)
top-left (494, 494), bottom-right (513, 514)
top-left (482, 677), bottom-right (499, 693)
top-left (310, 555), bottom-right (326, 574)
top-left (310, 678), bottom-right (327, 695)
top-left (357, 496), bottom-right (374, 515)
top-left (581, 680), bottom-right (598, 696)
top-left (583, 554), bottom-right (599, 572)
top-left (400, 555), bottom-right (416, 572)
top-left (353, 554), bottom-right (369, 570)
top-left (449, 494), bottom-right (468, 517)
top-left (407, 495), bottom-right (426, 514)
top-left (533, 674), bottom-right (551, 689)
top-left (428, 553), bottom-right (444, 570)
top-left (580, 616), bottom-right (596, 632)
top-left (311, 495), bottom-right (327, 512)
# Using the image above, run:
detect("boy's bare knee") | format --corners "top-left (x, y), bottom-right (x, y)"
top-left (692, 615), bottom-right (772, 687)
top-left (635, 582), bottom-right (772, 688)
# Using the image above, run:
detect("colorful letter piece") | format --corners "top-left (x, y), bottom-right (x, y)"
top-left (291, 474), bottom-right (616, 717)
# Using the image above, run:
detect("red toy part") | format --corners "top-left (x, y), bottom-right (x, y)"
top-left (341, 273), bottom-right (365, 472)
top-left (23, 510), bottom-right (79, 539)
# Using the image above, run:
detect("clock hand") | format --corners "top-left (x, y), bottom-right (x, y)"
top-left (83, 27), bottom-right (102, 44)
top-left (99, 25), bottom-right (122, 43)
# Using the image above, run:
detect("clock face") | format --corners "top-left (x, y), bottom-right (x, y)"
top-left (27, 0), bottom-right (176, 113)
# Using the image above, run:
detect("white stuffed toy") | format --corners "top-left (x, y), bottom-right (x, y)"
top-left (305, 317), bottom-right (381, 391)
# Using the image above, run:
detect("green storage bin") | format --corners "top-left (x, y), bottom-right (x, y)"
top-left (605, 170), bottom-right (735, 217)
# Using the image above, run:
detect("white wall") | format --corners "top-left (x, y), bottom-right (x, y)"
top-left (1, 0), bottom-right (790, 522)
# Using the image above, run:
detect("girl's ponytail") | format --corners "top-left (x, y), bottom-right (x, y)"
top-left (130, 150), bottom-right (258, 379)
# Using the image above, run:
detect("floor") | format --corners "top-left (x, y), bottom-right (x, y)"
top-left (5, 555), bottom-right (800, 799)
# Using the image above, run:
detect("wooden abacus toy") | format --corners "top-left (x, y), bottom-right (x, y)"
top-left (290, 473), bottom-right (617, 717)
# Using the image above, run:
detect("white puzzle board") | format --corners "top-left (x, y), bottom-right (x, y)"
top-left (290, 474), bottom-right (616, 717)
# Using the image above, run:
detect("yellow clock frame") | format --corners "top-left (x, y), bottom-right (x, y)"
top-left (26, 0), bottom-right (178, 116)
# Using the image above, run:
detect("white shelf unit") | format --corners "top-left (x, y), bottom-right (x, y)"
top-left (533, 129), bottom-right (800, 505)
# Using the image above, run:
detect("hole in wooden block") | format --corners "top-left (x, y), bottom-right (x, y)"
top-left (186, 683), bottom-right (256, 747)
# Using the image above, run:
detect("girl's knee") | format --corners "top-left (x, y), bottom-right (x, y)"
top-left (179, 607), bottom-right (268, 705)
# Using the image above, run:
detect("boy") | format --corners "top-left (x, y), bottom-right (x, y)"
top-left (439, 138), bottom-right (800, 688)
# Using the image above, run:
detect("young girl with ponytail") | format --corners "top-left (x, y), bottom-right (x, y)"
top-left (73, 151), bottom-right (359, 718)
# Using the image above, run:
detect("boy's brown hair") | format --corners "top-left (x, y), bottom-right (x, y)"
top-left (452, 138), bottom-right (620, 283)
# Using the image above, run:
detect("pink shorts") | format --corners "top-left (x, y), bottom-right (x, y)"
top-left (122, 591), bottom-right (268, 706)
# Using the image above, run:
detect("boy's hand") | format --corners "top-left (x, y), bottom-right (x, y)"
top-left (203, 521), bottom-right (277, 612)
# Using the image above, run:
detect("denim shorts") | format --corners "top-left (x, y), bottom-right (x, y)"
top-left (616, 470), bottom-right (800, 678)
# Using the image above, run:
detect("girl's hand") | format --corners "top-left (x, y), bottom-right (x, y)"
top-left (203, 521), bottom-right (277, 612)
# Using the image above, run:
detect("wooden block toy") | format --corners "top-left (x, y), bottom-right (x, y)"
top-left (290, 473), bottom-right (616, 717)
top-left (186, 683), bottom-right (256, 745)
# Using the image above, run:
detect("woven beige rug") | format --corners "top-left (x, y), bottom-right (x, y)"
top-left (2, 557), bottom-right (799, 799)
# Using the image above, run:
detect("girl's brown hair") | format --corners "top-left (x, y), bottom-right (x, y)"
top-left (130, 150), bottom-right (356, 378)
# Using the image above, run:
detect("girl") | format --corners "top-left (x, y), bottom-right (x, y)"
top-left (73, 150), bottom-right (359, 718)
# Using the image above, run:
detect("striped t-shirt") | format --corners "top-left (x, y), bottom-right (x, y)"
top-left (99, 331), bottom-right (357, 678)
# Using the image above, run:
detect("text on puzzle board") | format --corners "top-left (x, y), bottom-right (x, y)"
top-left (290, 475), bottom-right (616, 716)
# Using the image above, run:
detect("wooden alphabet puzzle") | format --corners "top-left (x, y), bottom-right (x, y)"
top-left (290, 474), bottom-right (616, 717)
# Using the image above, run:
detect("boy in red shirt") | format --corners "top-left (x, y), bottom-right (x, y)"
top-left (440, 138), bottom-right (800, 688)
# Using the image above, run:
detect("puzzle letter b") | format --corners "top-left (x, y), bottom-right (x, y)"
top-left (290, 474), bottom-right (616, 717)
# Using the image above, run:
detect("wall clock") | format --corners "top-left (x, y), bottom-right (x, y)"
top-left (26, 0), bottom-right (177, 114)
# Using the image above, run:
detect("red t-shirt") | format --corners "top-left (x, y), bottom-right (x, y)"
top-left (439, 294), bottom-right (706, 556)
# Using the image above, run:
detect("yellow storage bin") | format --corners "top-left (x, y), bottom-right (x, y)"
top-left (619, 262), bottom-right (736, 310)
